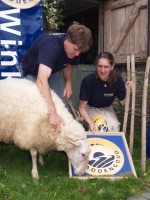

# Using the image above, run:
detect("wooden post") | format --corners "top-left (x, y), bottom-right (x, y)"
top-left (122, 56), bottom-right (131, 134)
top-left (141, 57), bottom-right (150, 172)
top-left (98, 3), bottom-right (104, 54)
top-left (129, 55), bottom-right (136, 155)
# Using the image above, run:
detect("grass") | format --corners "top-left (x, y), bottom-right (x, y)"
top-left (0, 132), bottom-right (150, 200)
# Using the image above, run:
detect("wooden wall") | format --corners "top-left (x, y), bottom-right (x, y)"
top-left (99, 0), bottom-right (148, 63)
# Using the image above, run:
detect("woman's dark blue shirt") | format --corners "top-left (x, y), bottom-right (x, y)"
top-left (79, 73), bottom-right (126, 108)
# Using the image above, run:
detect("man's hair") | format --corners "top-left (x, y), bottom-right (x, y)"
top-left (67, 22), bottom-right (92, 53)
top-left (94, 52), bottom-right (117, 86)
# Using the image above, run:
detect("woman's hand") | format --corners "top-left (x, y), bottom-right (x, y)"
top-left (89, 123), bottom-right (97, 134)
top-left (125, 81), bottom-right (133, 93)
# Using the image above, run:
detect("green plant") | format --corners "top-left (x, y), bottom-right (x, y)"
top-left (42, 0), bottom-right (64, 32)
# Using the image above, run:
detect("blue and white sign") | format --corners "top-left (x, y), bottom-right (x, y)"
top-left (0, 0), bottom-right (43, 79)
top-left (69, 132), bottom-right (137, 179)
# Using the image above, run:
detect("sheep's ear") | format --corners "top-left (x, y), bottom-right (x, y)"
top-left (72, 140), bottom-right (81, 147)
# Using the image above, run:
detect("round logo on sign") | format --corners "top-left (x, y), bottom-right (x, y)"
top-left (2, 0), bottom-right (40, 9)
top-left (86, 138), bottom-right (124, 176)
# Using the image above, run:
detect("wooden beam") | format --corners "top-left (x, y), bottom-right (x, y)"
top-left (98, 3), bottom-right (104, 53)
top-left (111, 0), bottom-right (147, 54)
top-left (129, 55), bottom-right (136, 155)
top-left (105, 0), bottom-right (138, 10)
top-left (141, 57), bottom-right (150, 172)
top-left (148, 0), bottom-right (150, 56)
top-left (122, 56), bottom-right (131, 134)
top-left (114, 52), bottom-right (147, 64)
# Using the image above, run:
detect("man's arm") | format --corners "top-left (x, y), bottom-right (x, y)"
top-left (62, 64), bottom-right (73, 99)
top-left (36, 64), bottom-right (64, 132)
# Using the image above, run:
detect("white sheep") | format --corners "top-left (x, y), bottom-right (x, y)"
top-left (0, 78), bottom-right (90, 179)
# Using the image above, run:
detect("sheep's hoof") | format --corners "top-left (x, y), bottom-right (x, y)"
top-left (31, 171), bottom-right (39, 179)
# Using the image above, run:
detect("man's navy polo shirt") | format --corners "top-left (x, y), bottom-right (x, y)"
top-left (22, 33), bottom-right (80, 76)
top-left (80, 73), bottom-right (126, 108)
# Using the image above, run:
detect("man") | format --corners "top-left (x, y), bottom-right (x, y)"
top-left (22, 22), bottom-right (92, 132)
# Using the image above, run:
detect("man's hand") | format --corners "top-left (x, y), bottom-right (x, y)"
top-left (63, 82), bottom-right (73, 99)
top-left (36, 64), bottom-right (65, 133)
top-left (49, 111), bottom-right (64, 133)
top-left (62, 64), bottom-right (73, 99)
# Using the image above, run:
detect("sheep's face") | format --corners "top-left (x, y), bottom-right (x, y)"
top-left (66, 139), bottom-right (91, 176)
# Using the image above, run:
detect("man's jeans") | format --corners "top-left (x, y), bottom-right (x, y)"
top-left (24, 72), bottom-right (66, 104)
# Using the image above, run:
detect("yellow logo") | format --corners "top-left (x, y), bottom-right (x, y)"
top-left (1, 0), bottom-right (40, 9)
top-left (86, 138), bottom-right (124, 176)
top-left (92, 115), bottom-right (108, 132)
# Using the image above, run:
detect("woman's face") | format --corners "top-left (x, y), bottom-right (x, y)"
top-left (96, 58), bottom-right (114, 81)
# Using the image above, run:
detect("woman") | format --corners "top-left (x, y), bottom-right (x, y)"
top-left (79, 52), bottom-right (132, 133)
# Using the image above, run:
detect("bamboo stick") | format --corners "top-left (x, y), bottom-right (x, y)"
top-left (122, 56), bottom-right (131, 134)
top-left (141, 57), bottom-right (150, 172)
top-left (129, 55), bottom-right (136, 155)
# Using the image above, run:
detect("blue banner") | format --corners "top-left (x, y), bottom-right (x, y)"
top-left (0, 0), bottom-right (43, 78)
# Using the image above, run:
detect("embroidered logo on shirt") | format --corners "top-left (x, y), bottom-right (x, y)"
top-left (104, 93), bottom-right (114, 97)
top-left (49, 33), bottom-right (65, 36)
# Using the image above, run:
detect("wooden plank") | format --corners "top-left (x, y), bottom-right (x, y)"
top-left (129, 4), bottom-right (135, 54)
top-left (110, 5), bottom-right (117, 50)
top-left (98, 4), bottom-right (104, 53)
top-left (141, 57), bottom-right (150, 172)
top-left (117, 7), bottom-right (126, 54)
top-left (134, 8), bottom-right (140, 54)
top-left (104, 9), bottom-right (111, 52)
top-left (114, 52), bottom-right (147, 64)
top-left (148, 0), bottom-right (150, 56)
top-left (116, 4), bottom-right (132, 55)
top-left (104, 0), bottom-right (137, 10)
top-left (139, 8), bottom-right (148, 53)
top-left (111, 0), bottom-right (147, 54)
top-left (123, 4), bottom-right (132, 54)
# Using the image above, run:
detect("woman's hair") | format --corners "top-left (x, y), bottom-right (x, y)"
top-left (67, 22), bottom-right (92, 53)
top-left (94, 52), bottom-right (117, 86)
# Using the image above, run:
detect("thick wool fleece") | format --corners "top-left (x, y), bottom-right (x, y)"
top-left (0, 78), bottom-right (86, 154)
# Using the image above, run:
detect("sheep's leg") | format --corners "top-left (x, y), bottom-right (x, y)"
top-left (30, 149), bottom-right (39, 179)
top-left (38, 154), bottom-right (44, 166)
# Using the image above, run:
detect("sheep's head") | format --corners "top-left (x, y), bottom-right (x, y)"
top-left (66, 139), bottom-right (91, 176)
top-left (59, 119), bottom-right (91, 175)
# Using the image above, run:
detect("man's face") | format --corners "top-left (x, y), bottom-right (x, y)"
top-left (64, 39), bottom-right (81, 58)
